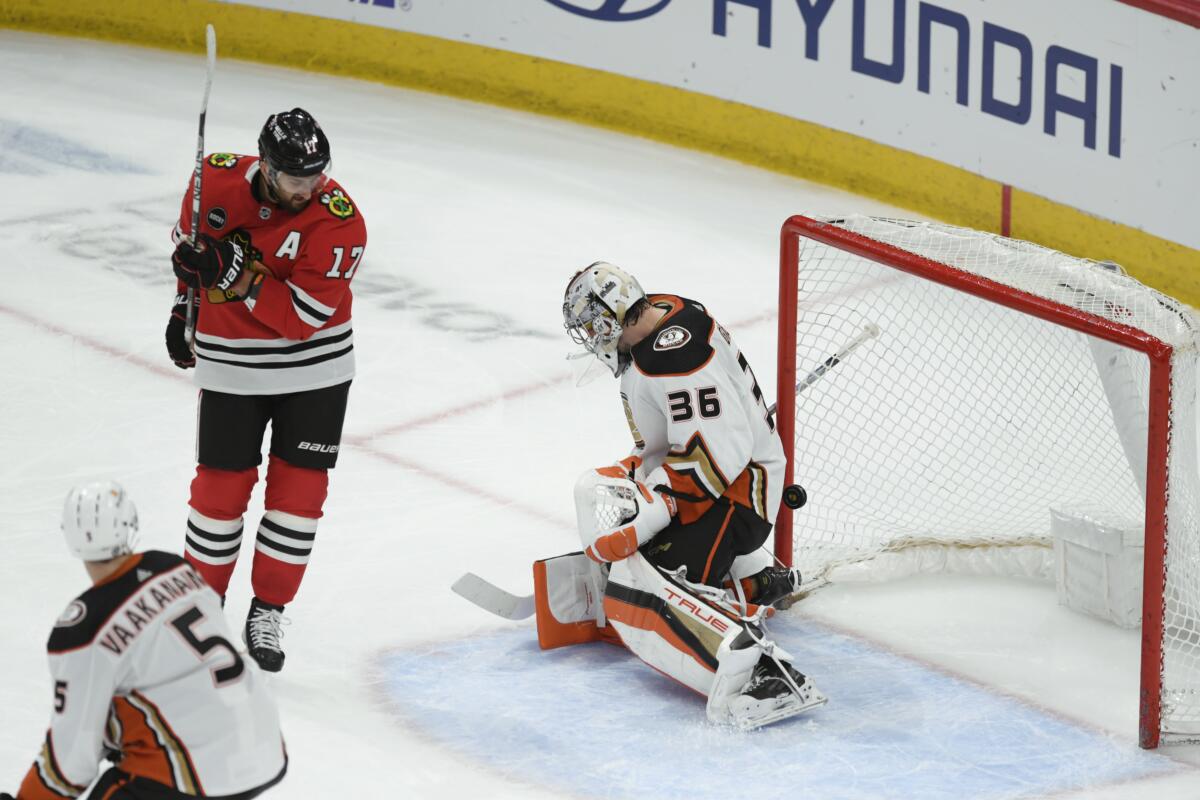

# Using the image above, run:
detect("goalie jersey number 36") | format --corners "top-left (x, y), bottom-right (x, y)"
top-left (621, 295), bottom-right (785, 524)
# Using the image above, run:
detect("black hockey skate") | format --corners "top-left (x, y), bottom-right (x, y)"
top-left (727, 655), bottom-right (827, 730)
top-left (743, 656), bottom-right (808, 700)
top-left (748, 566), bottom-right (803, 608)
top-left (243, 597), bottom-right (286, 673)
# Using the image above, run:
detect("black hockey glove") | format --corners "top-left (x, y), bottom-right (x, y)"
top-left (172, 234), bottom-right (247, 293)
top-left (166, 292), bottom-right (198, 369)
top-left (1, 792), bottom-right (15, 799)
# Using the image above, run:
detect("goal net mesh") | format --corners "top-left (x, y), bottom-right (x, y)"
top-left (782, 215), bottom-right (1200, 741)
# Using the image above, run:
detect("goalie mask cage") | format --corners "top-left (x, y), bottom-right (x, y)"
top-left (774, 215), bottom-right (1200, 749)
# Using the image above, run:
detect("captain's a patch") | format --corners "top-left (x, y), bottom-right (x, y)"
top-left (653, 325), bottom-right (691, 351)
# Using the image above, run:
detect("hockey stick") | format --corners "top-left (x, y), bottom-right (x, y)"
top-left (766, 322), bottom-right (880, 416)
top-left (184, 24), bottom-right (217, 345)
top-left (451, 572), bottom-right (535, 620)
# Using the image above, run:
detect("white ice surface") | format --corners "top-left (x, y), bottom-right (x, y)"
top-left (1, 30), bottom-right (1200, 799)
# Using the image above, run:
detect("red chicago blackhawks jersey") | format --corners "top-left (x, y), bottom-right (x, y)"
top-left (18, 551), bottom-right (286, 800)
top-left (172, 153), bottom-right (367, 395)
top-left (620, 295), bottom-right (786, 526)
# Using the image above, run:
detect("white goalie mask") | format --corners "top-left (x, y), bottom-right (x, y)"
top-left (61, 481), bottom-right (140, 561)
top-left (562, 262), bottom-right (647, 377)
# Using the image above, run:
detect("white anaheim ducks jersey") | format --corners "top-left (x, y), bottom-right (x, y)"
top-left (19, 551), bottom-right (285, 800)
top-left (620, 295), bottom-right (785, 526)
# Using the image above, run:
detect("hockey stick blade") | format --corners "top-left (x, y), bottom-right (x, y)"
top-left (451, 573), bottom-right (535, 620)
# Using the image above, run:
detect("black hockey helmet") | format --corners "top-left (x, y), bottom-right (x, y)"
top-left (257, 108), bottom-right (330, 177)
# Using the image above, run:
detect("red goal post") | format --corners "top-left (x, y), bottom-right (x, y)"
top-left (774, 214), bottom-right (1200, 749)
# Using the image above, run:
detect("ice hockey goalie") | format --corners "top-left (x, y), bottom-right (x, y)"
top-left (551, 262), bottom-right (828, 730)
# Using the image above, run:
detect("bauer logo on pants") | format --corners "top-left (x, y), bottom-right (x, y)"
top-left (298, 441), bottom-right (339, 453)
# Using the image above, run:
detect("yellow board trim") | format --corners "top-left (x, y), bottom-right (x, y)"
top-left (3, 0), bottom-right (1197, 304)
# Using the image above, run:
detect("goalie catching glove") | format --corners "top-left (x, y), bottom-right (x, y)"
top-left (574, 463), bottom-right (677, 563)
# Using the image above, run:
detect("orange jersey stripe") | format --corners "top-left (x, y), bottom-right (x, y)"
top-left (19, 731), bottom-right (85, 800)
top-left (112, 697), bottom-right (175, 786)
top-left (700, 504), bottom-right (736, 584)
top-left (18, 766), bottom-right (73, 800)
top-left (111, 694), bottom-right (206, 792)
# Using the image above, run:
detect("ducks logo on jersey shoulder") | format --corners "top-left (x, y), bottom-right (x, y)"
top-left (653, 325), bottom-right (691, 351)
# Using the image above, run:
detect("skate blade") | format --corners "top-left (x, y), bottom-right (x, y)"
top-left (734, 687), bottom-right (828, 731)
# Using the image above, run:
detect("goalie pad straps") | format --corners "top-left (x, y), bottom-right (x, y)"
top-left (575, 466), bottom-right (677, 564)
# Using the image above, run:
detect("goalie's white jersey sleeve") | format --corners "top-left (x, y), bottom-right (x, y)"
top-left (620, 294), bottom-right (785, 525)
top-left (19, 551), bottom-right (285, 800)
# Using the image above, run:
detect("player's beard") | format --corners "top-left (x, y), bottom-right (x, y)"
top-left (259, 172), bottom-right (312, 214)
top-left (277, 193), bottom-right (312, 213)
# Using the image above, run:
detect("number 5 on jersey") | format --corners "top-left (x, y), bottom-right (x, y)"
top-left (169, 606), bottom-right (245, 686)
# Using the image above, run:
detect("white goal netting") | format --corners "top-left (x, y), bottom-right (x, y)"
top-left (780, 215), bottom-right (1200, 744)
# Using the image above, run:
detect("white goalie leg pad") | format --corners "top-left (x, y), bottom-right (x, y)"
top-left (705, 633), bottom-right (765, 724)
top-left (605, 554), bottom-right (826, 728)
top-left (604, 553), bottom-right (733, 697)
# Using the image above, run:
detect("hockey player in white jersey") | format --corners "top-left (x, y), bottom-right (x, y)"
top-left (7, 482), bottom-right (286, 800)
top-left (562, 262), bottom-right (826, 729)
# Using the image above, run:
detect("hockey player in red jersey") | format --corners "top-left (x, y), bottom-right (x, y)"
top-left (6, 482), bottom-right (285, 800)
top-left (561, 262), bottom-right (826, 729)
top-left (165, 108), bottom-right (367, 672)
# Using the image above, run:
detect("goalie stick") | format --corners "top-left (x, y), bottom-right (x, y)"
top-left (184, 24), bottom-right (217, 345)
top-left (451, 572), bottom-right (535, 620)
top-left (767, 322), bottom-right (880, 416)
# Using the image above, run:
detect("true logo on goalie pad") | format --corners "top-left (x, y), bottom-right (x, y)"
top-left (664, 587), bottom-right (730, 633)
top-left (653, 325), bottom-right (691, 351)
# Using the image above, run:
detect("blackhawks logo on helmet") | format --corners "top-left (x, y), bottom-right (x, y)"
top-left (320, 188), bottom-right (355, 220)
top-left (208, 153), bottom-right (239, 168)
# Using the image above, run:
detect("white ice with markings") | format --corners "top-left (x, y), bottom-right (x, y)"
top-left (0, 30), bottom-right (1198, 800)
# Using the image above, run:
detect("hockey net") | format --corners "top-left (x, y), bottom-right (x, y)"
top-left (774, 215), bottom-right (1200, 748)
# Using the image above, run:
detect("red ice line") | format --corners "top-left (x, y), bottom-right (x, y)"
top-left (0, 303), bottom-right (187, 384)
top-left (0, 300), bottom-right (775, 532)
top-left (0, 302), bottom-right (579, 530)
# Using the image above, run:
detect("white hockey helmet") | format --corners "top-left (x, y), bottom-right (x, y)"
top-left (61, 481), bottom-right (139, 561)
top-left (563, 262), bottom-right (646, 377)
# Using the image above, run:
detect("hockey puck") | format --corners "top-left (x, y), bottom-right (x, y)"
top-left (782, 484), bottom-right (807, 509)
